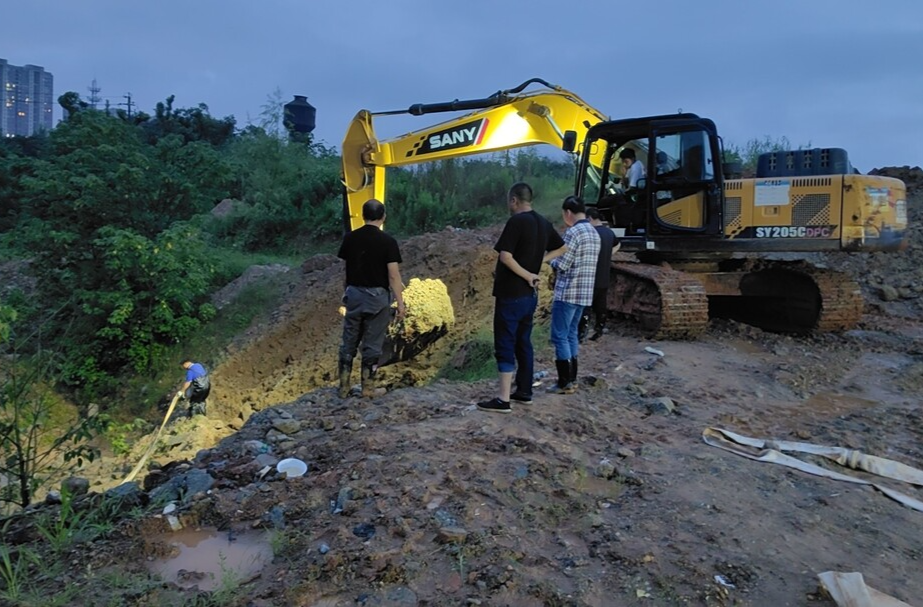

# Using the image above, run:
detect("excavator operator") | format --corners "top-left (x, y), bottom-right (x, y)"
top-left (598, 147), bottom-right (646, 232)
top-left (618, 148), bottom-right (646, 190)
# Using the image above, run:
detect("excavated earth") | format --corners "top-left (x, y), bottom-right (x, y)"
top-left (5, 167), bottom-right (923, 606)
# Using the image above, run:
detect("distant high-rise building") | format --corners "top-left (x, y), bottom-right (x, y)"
top-left (0, 58), bottom-right (54, 138)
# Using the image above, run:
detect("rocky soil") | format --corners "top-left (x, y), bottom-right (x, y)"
top-left (2, 167), bottom-right (922, 606)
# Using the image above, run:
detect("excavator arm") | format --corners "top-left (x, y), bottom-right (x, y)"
top-left (341, 78), bottom-right (608, 231)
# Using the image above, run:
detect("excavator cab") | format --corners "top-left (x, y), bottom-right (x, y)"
top-left (578, 114), bottom-right (724, 250)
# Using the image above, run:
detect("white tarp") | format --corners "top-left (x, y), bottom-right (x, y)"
top-left (702, 427), bottom-right (923, 512)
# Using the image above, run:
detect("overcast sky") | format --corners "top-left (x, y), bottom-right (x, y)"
top-left (5, 0), bottom-right (922, 171)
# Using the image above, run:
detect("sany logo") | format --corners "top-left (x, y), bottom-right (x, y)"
top-left (409, 119), bottom-right (489, 157)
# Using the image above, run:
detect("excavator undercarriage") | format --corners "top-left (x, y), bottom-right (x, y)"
top-left (607, 256), bottom-right (863, 339)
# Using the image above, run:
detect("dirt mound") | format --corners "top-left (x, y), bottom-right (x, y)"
top-left (211, 264), bottom-right (291, 310)
top-left (824, 166), bottom-right (923, 317)
top-left (209, 227), bottom-right (509, 425)
top-left (870, 165), bottom-right (923, 190)
top-left (210, 197), bottom-right (247, 218)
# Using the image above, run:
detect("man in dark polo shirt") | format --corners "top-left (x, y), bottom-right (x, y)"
top-left (337, 199), bottom-right (405, 398)
top-left (477, 182), bottom-right (566, 414)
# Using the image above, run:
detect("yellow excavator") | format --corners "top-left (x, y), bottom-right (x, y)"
top-left (341, 78), bottom-right (908, 338)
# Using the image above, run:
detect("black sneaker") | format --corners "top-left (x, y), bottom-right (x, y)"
top-left (510, 391), bottom-right (533, 404)
top-left (477, 397), bottom-right (511, 414)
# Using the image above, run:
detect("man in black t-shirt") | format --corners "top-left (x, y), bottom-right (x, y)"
top-left (477, 182), bottom-right (566, 414)
top-left (337, 199), bottom-right (405, 398)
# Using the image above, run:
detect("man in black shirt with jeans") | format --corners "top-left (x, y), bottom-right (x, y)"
top-left (337, 199), bottom-right (405, 398)
top-left (477, 182), bottom-right (566, 414)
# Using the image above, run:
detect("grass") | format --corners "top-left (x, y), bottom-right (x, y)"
top-left (0, 544), bottom-right (37, 604)
top-left (435, 313), bottom-right (555, 385)
top-left (207, 246), bottom-right (306, 287)
top-left (33, 489), bottom-right (122, 553)
top-left (210, 553), bottom-right (244, 605)
top-left (105, 417), bottom-right (153, 457)
top-left (533, 182), bottom-right (577, 226)
top-left (436, 329), bottom-right (496, 383)
top-left (0, 489), bottom-right (149, 606)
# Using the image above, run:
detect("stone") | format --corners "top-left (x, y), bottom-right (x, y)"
top-left (62, 476), bottom-right (90, 497)
top-left (626, 384), bottom-right (648, 396)
top-left (104, 482), bottom-right (148, 509)
top-left (437, 526), bottom-right (469, 543)
top-left (880, 285), bottom-right (899, 301)
top-left (148, 469), bottom-right (215, 505)
top-left (352, 522), bottom-right (376, 540)
top-left (255, 453), bottom-right (280, 468)
top-left (265, 429), bottom-right (290, 444)
top-left (646, 397), bottom-right (675, 415)
top-left (594, 458), bottom-right (618, 480)
top-left (272, 418), bottom-right (302, 435)
top-left (243, 440), bottom-right (271, 455)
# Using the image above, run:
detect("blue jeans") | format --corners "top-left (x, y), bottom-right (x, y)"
top-left (550, 300), bottom-right (585, 360)
top-left (493, 294), bottom-right (537, 395)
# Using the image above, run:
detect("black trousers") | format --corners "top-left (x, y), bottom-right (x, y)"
top-left (579, 287), bottom-right (609, 336)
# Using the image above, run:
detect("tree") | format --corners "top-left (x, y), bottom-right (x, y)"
top-left (0, 298), bottom-right (106, 509)
top-left (216, 126), bottom-right (342, 250)
top-left (0, 298), bottom-right (15, 343)
top-left (0, 365), bottom-right (107, 509)
top-left (17, 111), bottom-right (227, 398)
top-left (145, 95), bottom-right (236, 147)
top-left (723, 136), bottom-right (811, 175)
top-left (258, 87), bottom-right (286, 140)
top-left (57, 91), bottom-right (88, 118)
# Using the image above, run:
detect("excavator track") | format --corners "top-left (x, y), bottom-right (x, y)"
top-left (608, 263), bottom-right (709, 339)
top-left (811, 268), bottom-right (864, 332)
top-left (737, 260), bottom-right (864, 333)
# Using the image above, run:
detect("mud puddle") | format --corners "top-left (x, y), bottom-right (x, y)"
top-left (146, 527), bottom-right (273, 591)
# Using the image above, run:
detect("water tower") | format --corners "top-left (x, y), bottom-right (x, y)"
top-left (283, 95), bottom-right (316, 141)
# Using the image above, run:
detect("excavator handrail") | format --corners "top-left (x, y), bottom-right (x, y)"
top-left (371, 77), bottom-right (560, 117)
top-left (341, 78), bottom-right (609, 231)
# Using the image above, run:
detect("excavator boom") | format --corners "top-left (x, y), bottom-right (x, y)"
top-left (341, 78), bottom-right (607, 231)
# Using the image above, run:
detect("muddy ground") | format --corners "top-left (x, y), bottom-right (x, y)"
top-left (3, 167), bottom-right (923, 606)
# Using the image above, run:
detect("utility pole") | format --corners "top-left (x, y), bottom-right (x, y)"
top-left (119, 93), bottom-right (134, 118)
top-left (104, 99), bottom-right (111, 116)
top-left (87, 79), bottom-right (101, 110)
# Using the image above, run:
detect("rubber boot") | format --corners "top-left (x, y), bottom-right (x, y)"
top-left (548, 359), bottom-right (576, 394)
top-left (570, 357), bottom-right (579, 390)
top-left (577, 312), bottom-right (590, 343)
top-left (360, 365), bottom-right (377, 398)
top-left (190, 399), bottom-right (207, 416)
top-left (338, 359), bottom-right (353, 398)
top-left (590, 318), bottom-right (605, 341)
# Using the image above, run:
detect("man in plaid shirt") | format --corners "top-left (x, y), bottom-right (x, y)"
top-left (548, 196), bottom-right (600, 393)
